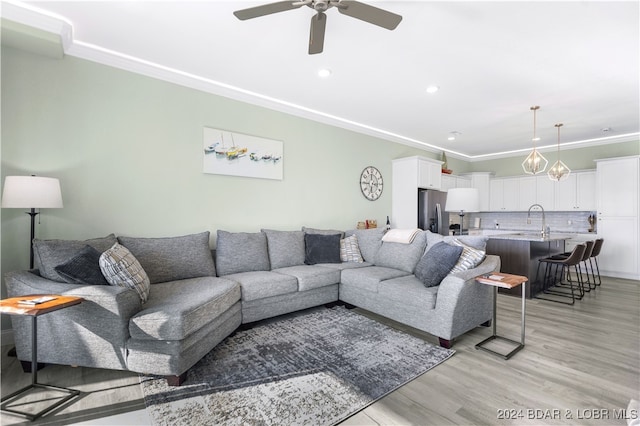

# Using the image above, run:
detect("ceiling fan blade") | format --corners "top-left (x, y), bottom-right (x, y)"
top-left (336, 0), bottom-right (402, 30)
top-left (234, 1), bottom-right (303, 20)
top-left (309, 12), bottom-right (327, 55)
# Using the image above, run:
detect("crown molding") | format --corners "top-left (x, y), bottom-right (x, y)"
top-left (3, 1), bottom-right (638, 163)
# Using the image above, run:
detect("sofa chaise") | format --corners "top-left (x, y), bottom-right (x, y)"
top-left (4, 227), bottom-right (500, 386)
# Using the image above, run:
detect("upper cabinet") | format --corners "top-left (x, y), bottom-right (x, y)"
top-left (392, 156), bottom-right (442, 229)
top-left (417, 158), bottom-right (442, 189)
top-left (555, 171), bottom-right (596, 211)
top-left (441, 174), bottom-right (472, 192)
top-left (486, 170), bottom-right (595, 212)
top-left (489, 178), bottom-right (520, 211)
top-left (463, 172), bottom-right (493, 211)
top-left (596, 158), bottom-right (637, 217)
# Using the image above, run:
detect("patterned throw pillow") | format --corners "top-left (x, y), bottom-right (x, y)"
top-left (448, 238), bottom-right (486, 273)
top-left (99, 243), bottom-right (151, 303)
top-left (340, 235), bottom-right (364, 263)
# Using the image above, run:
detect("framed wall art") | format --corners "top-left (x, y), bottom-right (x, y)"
top-left (203, 127), bottom-right (283, 180)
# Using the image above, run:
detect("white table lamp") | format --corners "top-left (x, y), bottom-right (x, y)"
top-left (445, 188), bottom-right (479, 235)
top-left (2, 175), bottom-right (63, 268)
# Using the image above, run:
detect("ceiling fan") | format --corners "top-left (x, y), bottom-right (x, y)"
top-left (233, 0), bottom-right (402, 54)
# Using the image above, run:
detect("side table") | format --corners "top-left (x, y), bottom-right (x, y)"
top-left (475, 272), bottom-right (528, 360)
top-left (0, 294), bottom-right (83, 421)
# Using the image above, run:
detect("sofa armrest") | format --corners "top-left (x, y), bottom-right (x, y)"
top-left (4, 270), bottom-right (141, 370)
top-left (432, 255), bottom-right (501, 340)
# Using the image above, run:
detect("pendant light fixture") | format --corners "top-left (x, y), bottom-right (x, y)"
top-left (547, 123), bottom-right (571, 181)
top-left (522, 106), bottom-right (548, 175)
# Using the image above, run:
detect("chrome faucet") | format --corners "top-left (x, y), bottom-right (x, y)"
top-left (527, 204), bottom-right (548, 237)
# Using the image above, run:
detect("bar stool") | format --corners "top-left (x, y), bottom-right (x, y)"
top-left (548, 240), bottom-right (595, 291)
top-left (589, 238), bottom-right (604, 287)
top-left (535, 243), bottom-right (586, 305)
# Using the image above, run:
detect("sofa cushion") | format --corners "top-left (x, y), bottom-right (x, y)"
top-left (414, 241), bottom-right (463, 288)
top-left (304, 233), bottom-right (341, 265)
top-left (316, 261), bottom-right (372, 271)
top-left (345, 228), bottom-right (385, 263)
top-left (340, 266), bottom-right (410, 293)
top-left (262, 229), bottom-right (305, 269)
top-left (33, 234), bottom-right (118, 282)
top-left (340, 235), bottom-right (364, 263)
top-left (216, 230), bottom-right (270, 276)
top-left (424, 231), bottom-right (445, 253)
top-left (118, 231), bottom-right (215, 284)
top-left (129, 277), bottom-right (240, 340)
top-left (448, 238), bottom-right (487, 273)
top-left (374, 231), bottom-right (426, 273)
top-left (99, 243), bottom-right (151, 303)
top-left (378, 275), bottom-right (438, 310)
top-left (54, 245), bottom-right (109, 285)
top-left (223, 271), bottom-right (298, 302)
top-left (302, 226), bottom-right (345, 238)
top-left (273, 265), bottom-right (341, 292)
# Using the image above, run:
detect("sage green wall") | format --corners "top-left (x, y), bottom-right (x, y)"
top-left (0, 46), bottom-right (434, 328)
top-left (469, 141), bottom-right (640, 177)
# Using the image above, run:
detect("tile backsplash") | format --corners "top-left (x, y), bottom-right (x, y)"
top-left (461, 211), bottom-right (597, 234)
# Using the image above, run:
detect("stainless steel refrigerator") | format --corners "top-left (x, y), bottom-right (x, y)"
top-left (418, 189), bottom-right (450, 236)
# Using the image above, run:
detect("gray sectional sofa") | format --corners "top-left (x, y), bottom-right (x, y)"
top-left (5, 227), bottom-right (500, 386)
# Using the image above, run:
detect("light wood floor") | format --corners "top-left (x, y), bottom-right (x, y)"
top-left (1, 276), bottom-right (638, 425)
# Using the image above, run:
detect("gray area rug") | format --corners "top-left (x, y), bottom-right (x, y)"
top-left (140, 306), bottom-right (454, 425)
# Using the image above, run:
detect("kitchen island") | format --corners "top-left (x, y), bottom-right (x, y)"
top-left (486, 233), bottom-right (573, 298)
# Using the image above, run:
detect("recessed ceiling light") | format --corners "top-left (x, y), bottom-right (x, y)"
top-left (317, 68), bottom-right (332, 78)
top-left (426, 85), bottom-right (439, 94)
top-left (448, 131), bottom-right (461, 141)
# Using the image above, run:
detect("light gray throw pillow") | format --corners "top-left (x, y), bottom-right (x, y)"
top-left (261, 229), bottom-right (305, 269)
top-left (118, 231), bottom-right (215, 284)
top-left (216, 230), bottom-right (270, 276)
top-left (345, 228), bottom-right (385, 263)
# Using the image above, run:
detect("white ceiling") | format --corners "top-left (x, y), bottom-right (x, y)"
top-left (3, 0), bottom-right (639, 160)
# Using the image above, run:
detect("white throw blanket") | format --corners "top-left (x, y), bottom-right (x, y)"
top-left (382, 228), bottom-right (421, 244)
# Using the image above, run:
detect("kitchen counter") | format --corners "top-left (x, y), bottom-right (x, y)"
top-left (486, 234), bottom-right (570, 298)
top-left (488, 233), bottom-right (575, 242)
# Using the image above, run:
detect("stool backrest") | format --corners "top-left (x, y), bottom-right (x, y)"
top-left (590, 238), bottom-right (604, 257)
top-left (581, 240), bottom-right (594, 262)
top-left (565, 243), bottom-right (587, 266)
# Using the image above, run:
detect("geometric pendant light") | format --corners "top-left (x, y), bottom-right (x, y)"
top-left (522, 106), bottom-right (548, 175)
top-left (547, 123), bottom-right (571, 181)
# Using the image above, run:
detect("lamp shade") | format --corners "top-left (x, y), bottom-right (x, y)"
top-left (445, 188), bottom-right (479, 213)
top-left (1, 176), bottom-right (63, 208)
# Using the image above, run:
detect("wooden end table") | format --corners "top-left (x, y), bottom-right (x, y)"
top-left (475, 272), bottom-right (528, 360)
top-left (0, 294), bottom-right (83, 421)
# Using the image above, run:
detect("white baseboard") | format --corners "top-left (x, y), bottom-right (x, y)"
top-left (602, 271), bottom-right (640, 281)
top-left (1, 328), bottom-right (15, 346)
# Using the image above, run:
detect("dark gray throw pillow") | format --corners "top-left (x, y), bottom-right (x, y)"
top-left (304, 233), bottom-right (342, 265)
top-left (414, 241), bottom-right (463, 288)
top-left (54, 245), bottom-right (109, 285)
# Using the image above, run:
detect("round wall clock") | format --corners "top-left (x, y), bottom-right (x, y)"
top-left (360, 166), bottom-right (383, 201)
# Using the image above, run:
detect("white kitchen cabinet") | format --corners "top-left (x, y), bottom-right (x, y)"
top-left (418, 159), bottom-right (442, 189)
top-left (519, 177), bottom-right (537, 210)
top-left (463, 172), bottom-right (493, 211)
top-left (536, 175), bottom-right (556, 211)
top-left (441, 175), bottom-right (472, 192)
top-left (596, 218), bottom-right (638, 277)
top-left (555, 171), bottom-right (596, 211)
top-left (392, 156), bottom-right (443, 229)
top-left (595, 156), bottom-right (639, 279)
top-left (490, 178), bottom-right (520, 211)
